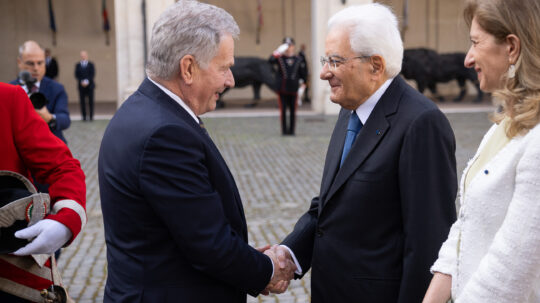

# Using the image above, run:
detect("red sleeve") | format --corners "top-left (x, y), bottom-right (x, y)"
top-left (9, 84), bottom-right (87, 242)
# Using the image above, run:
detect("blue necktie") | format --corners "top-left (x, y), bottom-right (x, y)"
top-left (340, 111), bottom-right (362, 167)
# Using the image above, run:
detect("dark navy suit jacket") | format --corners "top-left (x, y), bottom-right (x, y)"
top-left (75, 61), bottom-right (95, 90)
top-left (98, 78), bottom-right (273, 303)
top-left (9, 76), bottom-right (70, 143)
top-left (283, 76), bottom-right (457, 303)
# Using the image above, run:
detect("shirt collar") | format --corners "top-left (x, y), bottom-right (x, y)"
top-left (148, 77), bottom-right (198, 123)
top-left (18, 79), bottom-right (41, 92)
top-left (354, 78), bottom-right (394, 124)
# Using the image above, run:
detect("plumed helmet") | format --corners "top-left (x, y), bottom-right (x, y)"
top-left (0, 171), bottom-right (50, 254)
top-left (282, 37), bottom-right (295, 45)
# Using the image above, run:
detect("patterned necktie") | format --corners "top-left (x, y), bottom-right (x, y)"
top-left (198, 117), bottom-right (209, 137)
top-left (340, 111), bottom-right (363, 167)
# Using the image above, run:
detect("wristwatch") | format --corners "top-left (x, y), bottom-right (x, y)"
top-left (48, 114), bottom-right (57, 131)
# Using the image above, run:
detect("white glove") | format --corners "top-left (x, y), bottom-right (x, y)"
top-left (275, 43), bottom-right (289, 54)
top-left (13, 219), bottom-right (72, 256)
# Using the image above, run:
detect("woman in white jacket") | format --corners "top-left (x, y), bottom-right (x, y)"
top-left (423, 0), bottom-right (540, 302)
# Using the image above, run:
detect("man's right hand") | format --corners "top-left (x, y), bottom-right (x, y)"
top-left (263, 245), bottom-right (296, 294)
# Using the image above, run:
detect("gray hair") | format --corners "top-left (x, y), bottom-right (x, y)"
top-left (328, 3), bottom-right (403, 78)
top-left (146, 0), bottom-right (239, 80)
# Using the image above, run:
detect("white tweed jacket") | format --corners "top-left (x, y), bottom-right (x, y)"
top-left (431, 121), bottom-right (540, 303)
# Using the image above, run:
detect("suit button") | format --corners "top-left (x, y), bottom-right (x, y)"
top-left (316, 229), bottom-right (324, 237)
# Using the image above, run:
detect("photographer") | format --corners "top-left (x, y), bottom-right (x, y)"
top-left (10, 41), bottom-right (70, 144)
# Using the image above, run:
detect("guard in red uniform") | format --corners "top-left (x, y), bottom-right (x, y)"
top-left (0, 82), bottom-right (86, 302)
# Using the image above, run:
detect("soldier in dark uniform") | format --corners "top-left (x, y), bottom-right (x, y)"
top-left (269, 37), bottom-right (307, 135)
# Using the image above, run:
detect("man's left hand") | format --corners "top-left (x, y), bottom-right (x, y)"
top-left (13, 219), bottom-right (72, 255)
top-left (35, 106), bottom-right (53, 123)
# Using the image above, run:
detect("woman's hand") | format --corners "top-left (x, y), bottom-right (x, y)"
top-left (423, 272), bottom-right (452, 303)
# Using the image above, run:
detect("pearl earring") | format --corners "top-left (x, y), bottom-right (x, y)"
top-left (508, 64), bottom-right (516, 79)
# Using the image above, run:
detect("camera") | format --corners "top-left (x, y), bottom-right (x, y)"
top-left (18, 70), bottom-right (48, 109)
top-left (29, 92), bottom-right (48, 109)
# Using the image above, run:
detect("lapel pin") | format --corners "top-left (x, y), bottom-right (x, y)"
top-left (376, 130), bottom-right (382, 135)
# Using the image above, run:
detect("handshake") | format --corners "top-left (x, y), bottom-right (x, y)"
top-left (258, 244), bottom-right (297, 295)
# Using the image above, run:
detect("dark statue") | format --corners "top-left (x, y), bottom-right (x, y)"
top-left (217, 57), bottom-right (276, 108)
top-left (401, 48), bottom-right (483, 102)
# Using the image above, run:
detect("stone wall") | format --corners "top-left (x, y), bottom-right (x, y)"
top-left (0, 0), bottom-right (117, 104)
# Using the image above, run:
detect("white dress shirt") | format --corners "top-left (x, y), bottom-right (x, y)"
top-left (148, 77), bottom-right (198, 123)
top-left (19, 79), bottom-right (41, 94)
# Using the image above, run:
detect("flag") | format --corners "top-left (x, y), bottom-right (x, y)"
top-left (401, 0), bottom-right (409, 40)
top-left (102, 0), bottom-right (110, 31)
top-left (48, 0), bottom-right (56, 45)
top-left (256, 0), bottom-right (263, 44)
top-left (102, 0), bottom-right (111, 45)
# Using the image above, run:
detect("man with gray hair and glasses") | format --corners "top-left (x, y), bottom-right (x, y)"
top-left (98, 1), bottom-right (295, 302)
top-left (271, 3), bottom-right (458, 302)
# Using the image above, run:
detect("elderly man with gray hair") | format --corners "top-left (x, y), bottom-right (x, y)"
top-left (270, 3), bottom-right (458, 302)
top-left (98, 1), bottom-right (295, 302)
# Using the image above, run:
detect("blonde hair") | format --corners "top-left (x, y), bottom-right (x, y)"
top-left (464, 0), bottom-right (540, 137)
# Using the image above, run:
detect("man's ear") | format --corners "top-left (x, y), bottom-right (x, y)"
top-left (370, 55), bottom-right (386, 77)
top-left (506, 34), bottom-right (520, 64)
top-left (179, 55), bottom-right (197, 85)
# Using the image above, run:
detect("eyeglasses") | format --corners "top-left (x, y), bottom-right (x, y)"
top-left (320, 55), bottom-right (371, 70)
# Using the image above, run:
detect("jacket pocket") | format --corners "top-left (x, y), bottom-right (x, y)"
top-left (350, 171), bottom-right (387, 182)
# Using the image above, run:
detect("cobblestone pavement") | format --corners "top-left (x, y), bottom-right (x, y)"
top-left (59, 111), bottom-right (493, 303)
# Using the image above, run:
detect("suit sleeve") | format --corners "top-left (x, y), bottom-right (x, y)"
top-left (11, 85), bottom-right (86, 243)
top-left (89, 63), bottom-right (95, 82)
top-left (397, 108), bottom-right (458, 302)
top-left (281, 196), bottom-right (319, 278)
top-left (48, 83), bottom-right (71, 131)
top-left (298, 54), bottom-right (308, 83)
top-left (51, 59), bottom-right (58, 78)
top-left (139, 125), bottom-right (273, 295)
top-left (430, 218), bottom-right (461, 276)
top-left (47, 59), bottom-right (58, 79)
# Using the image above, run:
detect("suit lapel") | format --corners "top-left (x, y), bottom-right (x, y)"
top-left (319, 109), bottom-right (349, 202)
top-left (321, 77), bottom-right (403, 208)
top-left (324, 108), bottom-right (389, 205)
top-left (38, 77), bottom-right (48, 94)
top-left (200, 133), bottom-right (248, 231)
